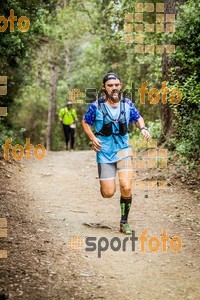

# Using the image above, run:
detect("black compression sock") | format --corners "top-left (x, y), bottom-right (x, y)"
top-left (120, 195), bottom-right (132, 223)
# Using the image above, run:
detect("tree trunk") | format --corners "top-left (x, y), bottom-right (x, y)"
top-left (159, 0), bottom-right (185, 147)
top-left (46, 64), bottom-right (58, 150)
top-left (64, 43), bottom-right (70, 79)
top-left (37, 51), bottom-right (43, 87)
top-left (62, 0), bottom-right (66, 9)
top-left (159, 0), bottom-right (176, 146)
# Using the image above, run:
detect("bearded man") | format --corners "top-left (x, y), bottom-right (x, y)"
top-left (82, 71), bottom-right (151, 234)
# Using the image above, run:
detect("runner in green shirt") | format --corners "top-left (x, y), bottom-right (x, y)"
top-left (59, 100), bottom-right (78, 150)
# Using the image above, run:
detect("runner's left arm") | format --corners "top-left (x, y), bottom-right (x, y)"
top-left (128, 100), bottom-right (151, 141)
top-left (135, 117), bottom-right (151, 141)
top-left (72, 109), bottom-right (78, 122)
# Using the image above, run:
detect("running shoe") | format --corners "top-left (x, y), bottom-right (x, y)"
top-left (120, 222), bottom-right (132, 235)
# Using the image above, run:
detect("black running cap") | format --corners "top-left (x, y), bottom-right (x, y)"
top-left (103, 72), bottom-right (121, 84)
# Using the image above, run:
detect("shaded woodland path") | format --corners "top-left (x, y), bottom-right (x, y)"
top-left (0, 150), bottom-right (199, 299)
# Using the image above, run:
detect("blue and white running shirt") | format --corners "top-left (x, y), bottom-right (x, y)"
top-left (83, 97), bottom-right (141, 163)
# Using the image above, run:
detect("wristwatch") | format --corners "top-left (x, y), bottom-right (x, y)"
top-left (140, 126), bottom-right (148, 131)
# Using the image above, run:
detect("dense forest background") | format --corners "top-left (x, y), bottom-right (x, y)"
top-left (0, 0), bottom-right (199, 167)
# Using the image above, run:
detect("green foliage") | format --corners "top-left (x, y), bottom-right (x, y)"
top-left (2, 0), bottom-right (198, 154)
top-left (171, 74), bottom-right (200, 160)
top-left (170, 0), bottom-right (200, 162)
top-left (0, 122), bottom-right (26, 155)
top-left (129, 119), bottom-right (161, 152)
top-left (11, 85), bottom-right (49, 145)
top-left (173, 0), bottom-right (200, 79)
top-left (147, 120), bottom-right (161, 140)
top-left (0, 0), bottom-right (57, 110)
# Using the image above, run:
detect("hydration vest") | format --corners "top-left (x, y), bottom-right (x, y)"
top-left (95, 99), bottom-right (128, 144)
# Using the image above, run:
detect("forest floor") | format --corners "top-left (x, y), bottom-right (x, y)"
top-left (0, 150), bottom-right (200, 300)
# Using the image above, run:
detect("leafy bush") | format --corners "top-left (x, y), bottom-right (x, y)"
top-left (171, 74), bottom-right (200, 160)
top-left (170, 0), bottom-right (200, 162)
top-left (0, 122), bottom-right (26, 157)
top-left (147, 120), bottom-right (161, 140)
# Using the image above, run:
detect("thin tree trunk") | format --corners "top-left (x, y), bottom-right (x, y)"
top-left (63, 0), bottom-right (66, 9)
top-left (64, 43), bottom-right (70, 78)
top-left (159, 0), bottom-right (176, 146)
top-left (159, 0), bottom-right (186, 146)
top-left (46, 64), bottom-right (58, 150)
top-left (37, 51), bottom-right (43, 87)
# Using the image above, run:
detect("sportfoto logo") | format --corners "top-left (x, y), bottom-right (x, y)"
top-left (0, 9), bottom-right (30, 32)
top-left (124, 2), bottom-right (175, 54)
top-left (0, 76), bottom-right (7, 116)
top-left (0, 218), bottom-right (7, 259)
top-left (68, 230), bottom-right (182, 258)
top-left (2, 138), bottom-right (46, 161)
top-left (68, 81), bottom-right (182, 105)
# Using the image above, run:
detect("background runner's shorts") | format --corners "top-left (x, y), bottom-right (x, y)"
top-left (98, 156), bottom-right (133, 180)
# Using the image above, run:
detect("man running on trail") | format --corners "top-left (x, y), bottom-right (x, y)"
top-left (59, 100), bottom-right (78, 151)
top-left (82, 72), bottom-right (151, 234)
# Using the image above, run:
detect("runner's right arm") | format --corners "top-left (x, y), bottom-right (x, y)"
top-left (81, 120), bottom-right (101, 152)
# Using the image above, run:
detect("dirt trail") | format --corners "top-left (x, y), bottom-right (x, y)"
top-left (0, 150), bottom-right (200, 299)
